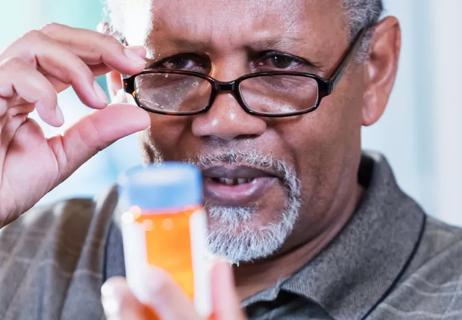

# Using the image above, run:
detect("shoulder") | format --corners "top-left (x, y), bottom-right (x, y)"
top-left (0, 198), bottom-right (95, 318)
top-left (0, 197), bottom-right (96, 262)
top-left (0, 185), bottom-right (120, 254)
top-left (371, 216), bottom-right (462, 319)
top-left (405, 215), bottom-right (462, 280)
top-left (0, 187), bottom-right (119, 320)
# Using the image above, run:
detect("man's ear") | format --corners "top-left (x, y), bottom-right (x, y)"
top-left (362, 16), bottom-right (401, 126)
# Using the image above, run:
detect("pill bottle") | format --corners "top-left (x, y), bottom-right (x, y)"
top-left (118, 162), bottom-right (211, 318)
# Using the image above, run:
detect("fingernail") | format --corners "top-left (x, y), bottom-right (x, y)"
top-left (93, 81), bottom-right (108, 106)
top-left (124, 47), bottom-right (146, 67)
top-left (55, 106), bottom-right (64, 125)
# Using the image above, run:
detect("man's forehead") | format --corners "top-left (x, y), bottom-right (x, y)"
top-left (121, 0), bottom-right (347, 50)
top-left (151, 0), bottom-right (307, 22)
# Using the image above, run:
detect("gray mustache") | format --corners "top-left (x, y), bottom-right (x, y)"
top-left (188, 150), bottom-right (300, 196)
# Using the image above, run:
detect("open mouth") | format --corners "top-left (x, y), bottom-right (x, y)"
top-left (202, 166), bottom-right (280, 206)
top-left (209, 177), bottom-right (256, 185)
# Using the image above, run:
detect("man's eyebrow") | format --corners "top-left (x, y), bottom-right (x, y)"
top-left (247, 37), bottom-right (324, 69)
top-left (147, 37), bottom-right (210, 52)
top-left (150, 34), bottom-right (308, 53)
top-left (146, 35), bottom-right (323, 70)
top-left (248, 36), bottom-right (303, 49)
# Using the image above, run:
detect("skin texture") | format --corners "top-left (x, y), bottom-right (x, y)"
top-left (108, 0), bottom-right (401, 302)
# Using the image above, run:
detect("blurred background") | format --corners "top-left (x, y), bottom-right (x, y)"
top-left (0, 1), bottom-right (461, 225)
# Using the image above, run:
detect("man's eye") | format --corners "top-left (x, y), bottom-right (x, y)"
top-left (255, 52), bottom-right (303, 70)
top-left (153, 53), bottom-right (210, 73)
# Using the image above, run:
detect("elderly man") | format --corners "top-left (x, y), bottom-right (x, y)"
top-left (0, 0), bottom-right (461, 319)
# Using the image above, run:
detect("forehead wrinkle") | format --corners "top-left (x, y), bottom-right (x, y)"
top-left (145, 0), bottom-right (310, 53)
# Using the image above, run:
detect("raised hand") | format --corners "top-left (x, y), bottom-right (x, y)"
top-left (0, 23), bottom-right (150, 227)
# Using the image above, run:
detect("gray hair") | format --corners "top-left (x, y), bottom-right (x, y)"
top-left (343, 0), bottom-right (384, 61)
top-left (344, 0), bottom-right (384, 37)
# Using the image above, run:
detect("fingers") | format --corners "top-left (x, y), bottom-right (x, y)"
top-left (3, 30), bottom-right (108, 109)
top-left (47, 104), bottom-right (150, 180)
top-left (101, 268), bottom-right (199, 320)
top-left (101, 262), bottom-right (245, 320)
top-left (0, 24), bottom-right (147, 110)
top-left (40, 23), bottom-right (146, 73)
top-left (211, 260), bottom-right (245, 320)
top-left (0, 58), bottom-right (62, 126)
top-left (101, 277), bottom-right (150, 320)
top-left (141, 267), bottom-right (200, 319)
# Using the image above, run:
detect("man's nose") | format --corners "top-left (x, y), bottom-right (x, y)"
top-left (191, 89), bottom-right (267, 141)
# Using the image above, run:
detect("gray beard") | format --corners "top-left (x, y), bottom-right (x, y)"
top-left (141, 135), bottom-right (302, 263)
top-left (191, 151), bottom-right (302, 264)
top-left (206, 201), bottom-right (300, 264)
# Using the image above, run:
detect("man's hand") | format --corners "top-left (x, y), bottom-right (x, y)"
top-left (0, 23), bottom-right (150, 227)
top-left (101, 260), bottom-right (246, 320)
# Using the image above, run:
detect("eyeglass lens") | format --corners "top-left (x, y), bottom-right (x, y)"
top-left (239, 75), bottom-right (319, 115)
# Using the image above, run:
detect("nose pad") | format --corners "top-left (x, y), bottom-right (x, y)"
top-left (191, 91), bottom-right (267, 141)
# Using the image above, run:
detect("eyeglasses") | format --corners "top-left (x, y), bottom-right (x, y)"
top-left (123, 28), bottom-right (368, 117)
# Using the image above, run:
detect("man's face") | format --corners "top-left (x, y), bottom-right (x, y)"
top-left (123, 0), bottom-right (366, 263)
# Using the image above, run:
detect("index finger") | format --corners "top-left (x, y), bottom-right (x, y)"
top-left (40, 23), bottom-right (146, 75)
top-left (101, 277), bottom-right (153, 320)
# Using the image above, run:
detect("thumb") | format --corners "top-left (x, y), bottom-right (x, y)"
top-left (48, 103), bottom-right (150, 179)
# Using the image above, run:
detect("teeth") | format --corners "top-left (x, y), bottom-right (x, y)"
top-left (221, 178), bottom-right (234, 185)
top-left (237, 178), bottom-right (247, 185)
top-left (215, 177), bottom-right (253, 185)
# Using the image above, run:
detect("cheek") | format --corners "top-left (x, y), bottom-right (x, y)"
top-left (278, 87), bottom-right (363, 213)
top-left (148, 115), bottom-right (192, 159)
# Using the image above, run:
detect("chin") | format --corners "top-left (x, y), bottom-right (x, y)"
top-left (205, 198), bottom-right (301, 263)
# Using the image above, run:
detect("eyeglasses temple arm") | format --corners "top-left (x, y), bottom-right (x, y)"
top-left (327, 27), bottom-right (370, 93)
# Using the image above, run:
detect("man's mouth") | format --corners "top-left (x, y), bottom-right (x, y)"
top-left (209, 177), bottom-right (255, 185)
top-left (202, 166), bottom-right (280, 206)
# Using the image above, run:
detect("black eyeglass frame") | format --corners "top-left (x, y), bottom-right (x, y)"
top-left (123, 27), bottom-right (369, 118)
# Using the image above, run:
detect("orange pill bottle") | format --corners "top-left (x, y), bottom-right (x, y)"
top-left (119, 163), bottom-right (212, 318)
